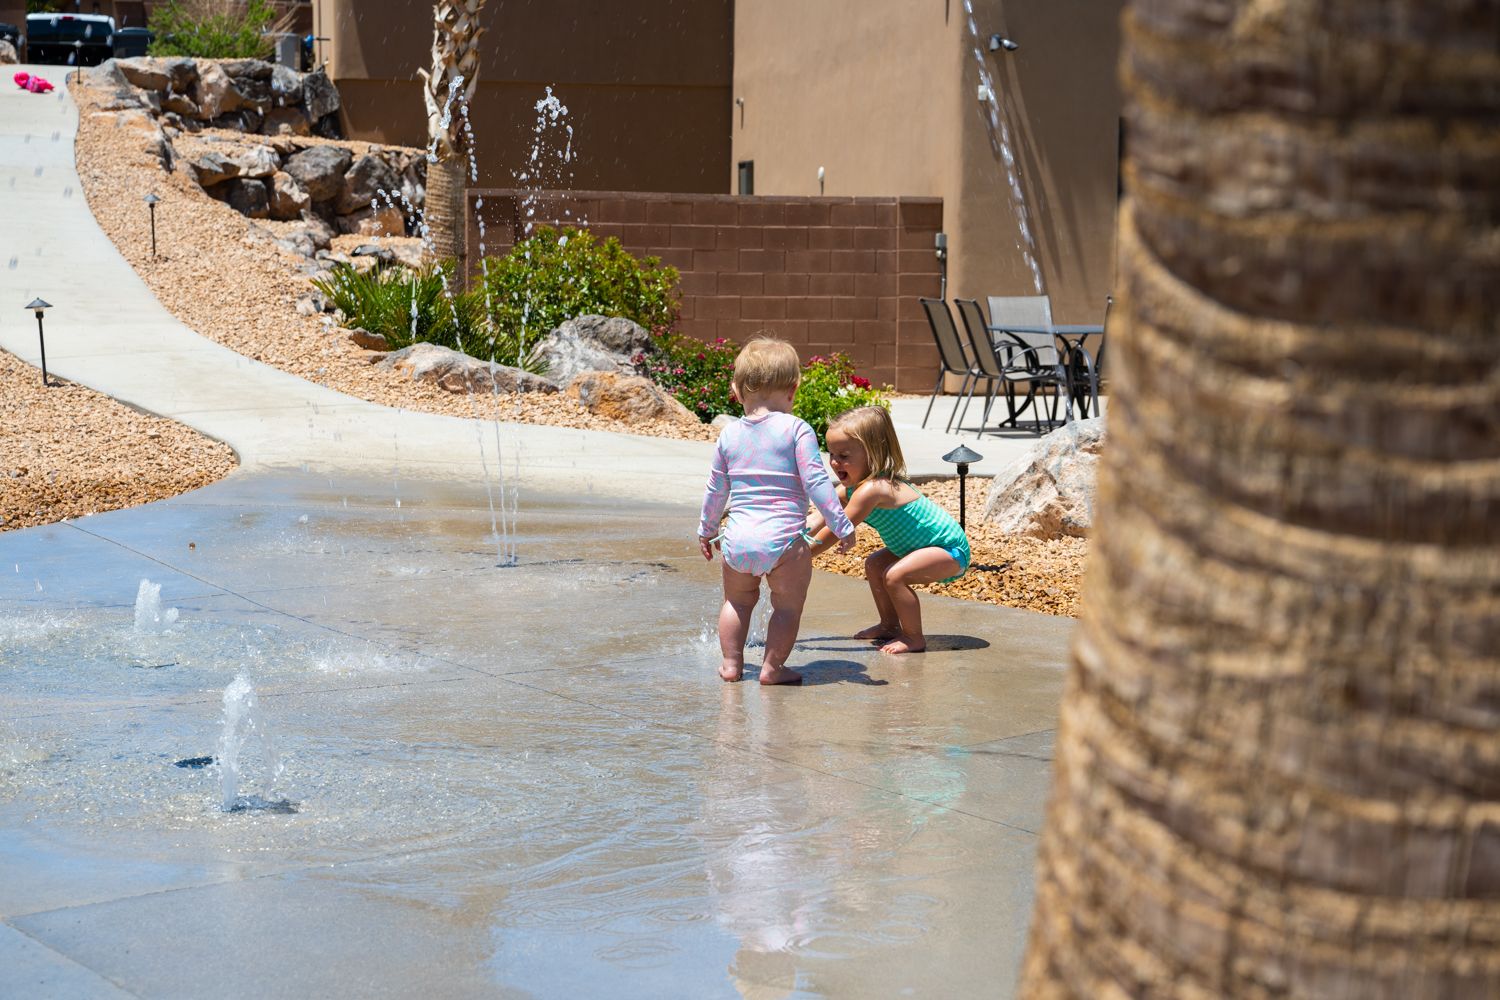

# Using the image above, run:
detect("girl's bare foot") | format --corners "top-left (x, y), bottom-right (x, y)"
top-left (879, 636), bottom-right (926, 654)
top-left (720, 660), bottom-right (744, 682)
top-left (854, 623), bottom-right (900, 642)
top-left (758, 664), bottom-right (803, 686)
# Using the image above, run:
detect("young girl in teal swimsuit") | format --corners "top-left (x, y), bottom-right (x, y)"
top-left (807, 406), bottom-right (970, 654)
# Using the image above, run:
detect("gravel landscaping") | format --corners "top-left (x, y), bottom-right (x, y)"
top-left (6, 75), bottom-right (1088, 616)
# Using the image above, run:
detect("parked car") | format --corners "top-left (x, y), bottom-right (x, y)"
top-left (112, 26), bottom-right (154, 59)
top-left (24, 12), bottom-right (115, 67)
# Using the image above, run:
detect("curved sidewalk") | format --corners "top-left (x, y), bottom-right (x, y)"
top-left (0, 69), bottom-right (715, 504)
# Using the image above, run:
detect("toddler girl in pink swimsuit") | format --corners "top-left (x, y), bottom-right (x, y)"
top-left (699, 338), bottom-right (856, 685)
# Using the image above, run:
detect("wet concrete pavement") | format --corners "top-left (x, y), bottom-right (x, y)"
top-left (0, 472), bottom-right (1071, 998)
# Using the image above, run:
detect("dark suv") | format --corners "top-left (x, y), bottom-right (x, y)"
top-left (25, 12), bottom-right (115, 67)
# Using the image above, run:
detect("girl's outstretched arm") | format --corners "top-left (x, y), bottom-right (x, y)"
top-left (807, 479), bottom-right (889, 556)
top-left (792, 422), bottom-right (855, 546)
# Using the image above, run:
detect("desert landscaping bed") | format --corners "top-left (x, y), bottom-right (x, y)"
top-left (38, 70), bottom-right (1087, 616)
top-left (0, 348), bottom-right (236, 532)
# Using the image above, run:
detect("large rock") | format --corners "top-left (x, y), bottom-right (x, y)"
top-left (269, 64), bottom-right (302, 102)
top-left (163, 57), bottom-right (199, 94)
top-left (190, 151), bottom-right (241, 187)
top-left (114, 57), bottom-right (169, 91)
top-left (80, 60), bottom-right (143, 110)
top-left (160, 93), bottom-right (200, 117)
top-left (337, 205), bottom-right (405, 237)
top-left (536, 315), bottom-right (652, 384)
top-left (378, 343), bottom-right (558, 395)
top-left (193, 61), bottom-right (243, 119)
top-left (268, 171), bottom-right (310, 220)
top-left (0, 40), bottom-right (17, 65)
top-left (565, 371), bottom-right (699, 426)
top-left (220, 58), bottom-right (273, 81)
top-left (981, 417), bottom-right (1105, 539)
top-left (226, 178), bottom-right (270, 219)
top-left (260, 106), bottom-right (311, 136)
top-left (302, 67), bottom-right (341, 121)
top-left (230, 144), bottom-right (279, 179)
top-left (283, 144), bottom-right (352, 202)
top-left (336, 153), bottom-right (399, 214)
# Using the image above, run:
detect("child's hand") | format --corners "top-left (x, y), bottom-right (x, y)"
top-left (836, 531), bottom-right (857, 554)
top-left (699, 535), bottom-right (717, 560)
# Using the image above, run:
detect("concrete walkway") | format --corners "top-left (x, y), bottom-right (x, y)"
top-left (0, 67), bottom-right (1053, 497)
top-left (0, 70), bottom-right (1073, 998)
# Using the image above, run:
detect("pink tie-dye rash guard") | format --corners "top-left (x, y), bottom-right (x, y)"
top-left (698, 412), bottom-right (855, 576)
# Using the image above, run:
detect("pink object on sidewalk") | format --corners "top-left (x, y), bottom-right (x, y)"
top-left (13, 72), bottom-right (56, 94)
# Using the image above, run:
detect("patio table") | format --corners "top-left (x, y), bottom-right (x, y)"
top-left (986, 323), bottom-right (1105, 420)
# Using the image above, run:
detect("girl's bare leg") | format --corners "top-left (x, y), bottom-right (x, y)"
top-left (879, 548), bottom-right (963, 654)
top-left (854, 548), bottom-right (902, 641)
top-left (718, 564), bottom-right (761, 681)
top-left (760, 541), bottom-right (813, 685)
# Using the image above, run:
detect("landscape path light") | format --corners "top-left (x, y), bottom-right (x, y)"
top-left (25, 298), bottom-right (54, 387)
top-left (144, 192), bottom-right (160, 258)
top-left (942, 443), bottom-right (983, 530)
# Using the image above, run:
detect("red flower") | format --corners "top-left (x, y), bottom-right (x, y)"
top-left (851, 375), bottom-right (871, 389)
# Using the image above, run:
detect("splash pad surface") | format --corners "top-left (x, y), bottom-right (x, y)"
top-left (1, 470), bottom-right (1069, 998)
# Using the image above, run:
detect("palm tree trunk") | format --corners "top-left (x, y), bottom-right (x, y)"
top-left (1022, 1), bottom-right (1500, 996)
top-left (425, 154), bottom-right (466, 279)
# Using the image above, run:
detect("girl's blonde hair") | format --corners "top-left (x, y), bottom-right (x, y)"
top-left (828, 405), bottom-right (906, 481)
top-left (732, 337), bottom-right (802, 400)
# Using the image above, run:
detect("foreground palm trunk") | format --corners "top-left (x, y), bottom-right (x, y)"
top-left (420, 0), bottom-right (489, 278)
top-left (1022, 1), bottom-right (1500, 996)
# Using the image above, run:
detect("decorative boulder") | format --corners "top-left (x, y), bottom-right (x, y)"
top-left (193, 61), bottom-right (243, 119)
top-left (565, 371), bottom-right (699, 426)
top-left (269, 64), bottom-right (302, 101)
top-left (190, 151), bottom-right (241, 187)
top-left (220, 58), bottom-right (273, 81)
top-left (336, 154), bottom-right (399, 214)
top-left (163, 57), bottom-right (199, 94)
top-left (298, 210), bottom-right (338, 249)
top-left (302, 68), bottom-right (341, 121)
top-left (268, 172), bottom-right (310, 220)
top-left (230, 144), bottom-right (279, 179)
top-left (536, 315), bottom-right (652, 385)
top-left (345, 328), bottom-right (388, 351)
top-left (379, 343), bottom-right (558, 395)
top-left (226, 178), bottom-right (270, 219)
top-left (160, 93), bottom-right (199, 117)
top-left (710, 413), bottom-right (738, 432)
top-left (981, 417), bottom-right (1105, 539)
top-left (283, 144), bottom-right (352, 203)
top-left (0, 40), bottom-right (17, 65)
top-left (80, 60), bottom-right (143, 110)
top-left (337, 205), bottom-right (404, 237)
top-left (114, 57), bottom-right (169, 92)
top-left (260, 107), bottom-right (310, 136)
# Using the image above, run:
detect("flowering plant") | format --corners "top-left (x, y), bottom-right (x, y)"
top-left (634, 332), bottom-right (742, 421)
top-left (638, 336), bottom-right (888, 443)
top-left (794, 353), bottom-right (889, 446)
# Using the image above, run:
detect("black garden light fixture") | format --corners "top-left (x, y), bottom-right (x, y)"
top-left (942, 443), bottom-right (984, 530)
top-left (25, 298), bottom-right (54, 387)
top-left (144, 192), bottom-right (160, 257)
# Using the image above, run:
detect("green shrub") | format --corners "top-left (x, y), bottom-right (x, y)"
top-left (635, 332), bottom-right (741, 422)
top-left (147, 0), bottom-right (276, 59)
top-left (794, 353), bottom-right (889, 446)
top-left (480, 225), bottom-right (680, 359)
top-left (312, 262), bottom-right (540, 371)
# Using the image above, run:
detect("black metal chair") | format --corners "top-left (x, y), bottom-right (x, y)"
top-left (918, 297), bottom-right (984, 432)
top-left (954, 297), bottom-right (1033, 431)
top-left (980, 295), bottom-right (1073, 435)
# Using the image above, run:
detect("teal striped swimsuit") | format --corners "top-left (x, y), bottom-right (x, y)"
top-left (862, 487), bottom-right (971, 583)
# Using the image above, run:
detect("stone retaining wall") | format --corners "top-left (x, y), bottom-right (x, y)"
top-left (466, 191), bottom-right (943, 391)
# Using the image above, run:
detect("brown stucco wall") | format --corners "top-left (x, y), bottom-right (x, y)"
top-left (732, 0), bottom-right (1123, 324)
top-left (465, 191), bottom-right (944, 392)
top-left (312, 0), bottom-right (732, 193)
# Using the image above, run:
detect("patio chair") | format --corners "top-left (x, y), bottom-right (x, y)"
top-left (917, 297), bottom-right (984, 432)
top-left (953, 297), bottom-right (1033, 431)
top-left (984, 294), bottom-right (1072, 434)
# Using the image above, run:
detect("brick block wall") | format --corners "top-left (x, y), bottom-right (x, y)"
top-left (464, 191), bottom-right (942, 392)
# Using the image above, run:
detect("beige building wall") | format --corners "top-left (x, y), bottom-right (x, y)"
top-left (312, 0), bottom-right (732, 194)
top-left (732, 0), bottom-right (1122, 323)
